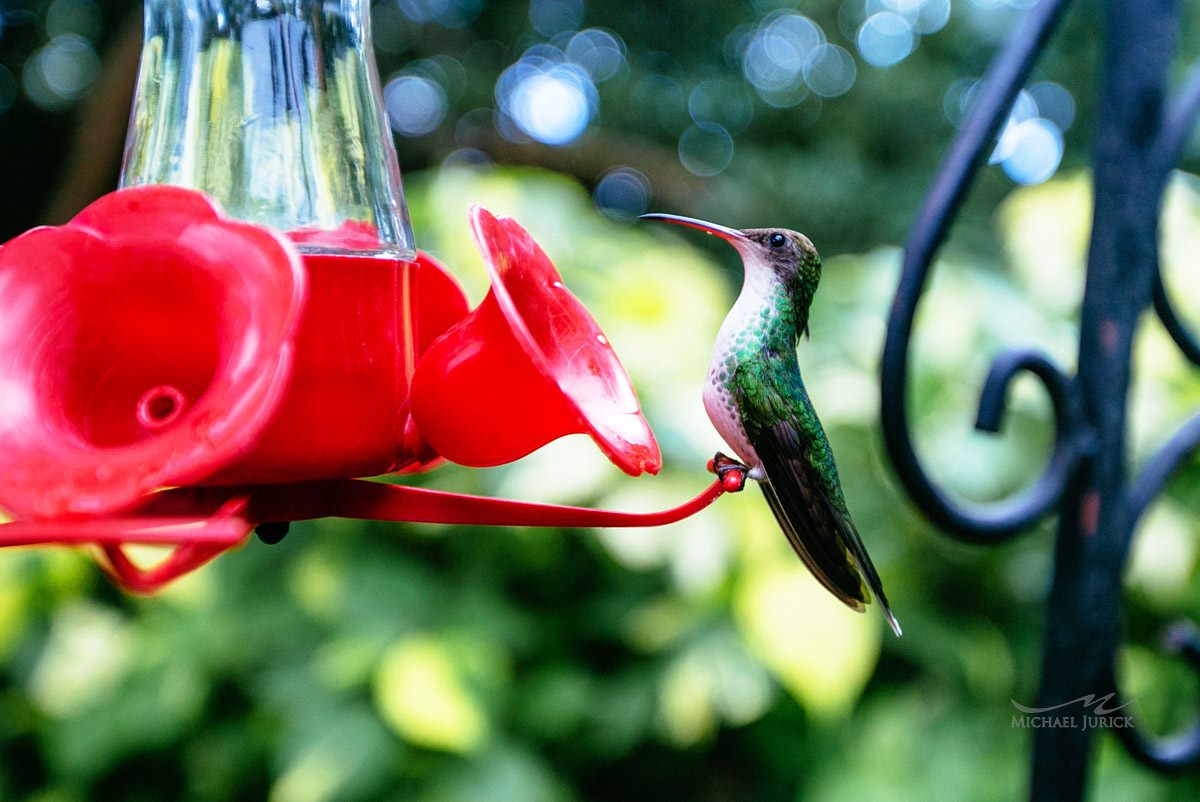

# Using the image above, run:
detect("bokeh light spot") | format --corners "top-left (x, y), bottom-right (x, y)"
top-left (999, 118), bottom-right (1064, 185)
top-left (22, 34), bottom-right (99, 110)
top-left (41, 34), bottom-right (98, 96)
top-left (1010, 88), bottom-right (1038, 122)
top-left (741, 12), bottom-right (824, 98)
top-left (678, 123), bottom-right (734, 177)
top-left (497, 54), bottom-right (596, 146)
top-left (942, 77), bottom-right (978, 127)
top-left (384, 75), bottom-right (447, 136)
top-left (594, 167), bottom-right (651, 221)
top-left (857, 13), bottom-right (916, 67)
top-left (1028, 81), bottom-right (1076, 131)
top-left (566, 29), bottom-right (626, 82)
top-left (803, 44), bottom-right (856, 98)
top-left (512, 71), bottom-right (590, 144)
top-left (990, 90), bottom-right (1042, 162)
top-left (915, 0), bottom-right (952, 33)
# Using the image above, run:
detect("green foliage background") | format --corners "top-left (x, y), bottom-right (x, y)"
top-left (3, 1), bottom-right (1200, 800)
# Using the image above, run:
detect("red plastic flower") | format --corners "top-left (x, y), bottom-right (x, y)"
top-left (0, 186), bottom-right (307, 519)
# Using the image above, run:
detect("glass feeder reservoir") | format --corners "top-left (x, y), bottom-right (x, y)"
top-left (120, 0), bottom-right (416, 260)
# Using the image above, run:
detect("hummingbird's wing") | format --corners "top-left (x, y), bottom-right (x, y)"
top-left (733, 367), bottom-right (901, 635)
top-left (753, 420), bottom-right (901, 635)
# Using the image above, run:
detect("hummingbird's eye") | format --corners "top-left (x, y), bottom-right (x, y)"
top-left (769, 233), bottom-right (787, 249)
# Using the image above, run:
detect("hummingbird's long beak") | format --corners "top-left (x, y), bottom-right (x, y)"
top-left (639, 213), bottom-right (746, 242)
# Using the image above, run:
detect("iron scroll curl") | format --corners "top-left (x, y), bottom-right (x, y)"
top-left (1106, 414), bottom-right (1200, 772)
top-left (1152, 65), bottom-right (1200, 367)
top-left (879, 0), bottom-right (1082, 542)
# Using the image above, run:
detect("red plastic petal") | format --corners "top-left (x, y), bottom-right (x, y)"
top-left (469, 207), bottom-right (661, 475)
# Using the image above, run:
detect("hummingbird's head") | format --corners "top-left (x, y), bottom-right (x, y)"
top-left (639, 213), bottom-right (822, 294)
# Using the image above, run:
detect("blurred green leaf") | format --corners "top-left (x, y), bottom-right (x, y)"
top-left (733, 564), bottom-right (881, 722)
top-left (374, 635), bottom-right (490, 754)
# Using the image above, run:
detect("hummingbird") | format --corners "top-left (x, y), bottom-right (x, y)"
top-left (641, 213), bottom-right (901, 637)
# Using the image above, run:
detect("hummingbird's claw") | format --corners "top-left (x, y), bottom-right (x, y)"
top-left (709, 452), bottom-right (749, 492)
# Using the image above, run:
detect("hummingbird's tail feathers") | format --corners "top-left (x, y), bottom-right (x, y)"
top-left (884, 608), bottom-right (903, 637)
top-left (829, 506), bottom-right (902, 638)
top-left (830, 501), bottom-right (902, 638)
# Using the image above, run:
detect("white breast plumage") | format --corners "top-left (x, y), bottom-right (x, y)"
top-left (701, 250), bottom-right (780, 471)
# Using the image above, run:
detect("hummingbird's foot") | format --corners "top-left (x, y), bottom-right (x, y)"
top-left (707, 452), bottom-right (749, 492)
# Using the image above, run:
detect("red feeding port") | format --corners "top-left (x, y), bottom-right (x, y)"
top-left (0, 186), bottom-right (306, 519)
top-left (409, 206), bottom-right (662, 476)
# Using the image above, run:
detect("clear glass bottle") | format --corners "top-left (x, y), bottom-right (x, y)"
top-left (120, 0), bottom-right (415, 260)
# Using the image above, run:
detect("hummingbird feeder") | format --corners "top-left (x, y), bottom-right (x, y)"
top-left (0, 0), bottom-right (745, 592)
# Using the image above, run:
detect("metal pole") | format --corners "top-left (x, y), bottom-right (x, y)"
top-left (1030, 2), bottom-right (1177, 797)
